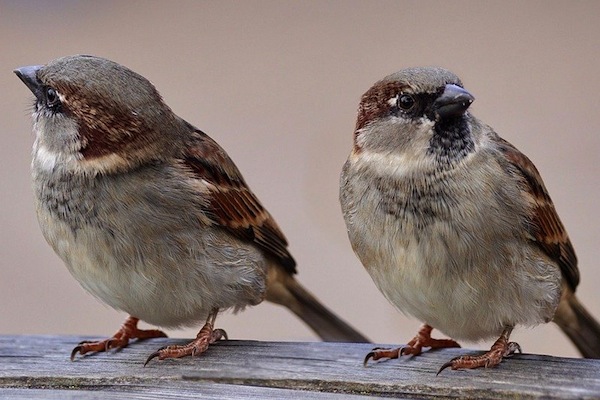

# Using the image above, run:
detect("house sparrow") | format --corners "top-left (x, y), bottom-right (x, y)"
top-left (15, 55), bottom-right (369, 364)
top-left (339, 67), bottom-right (600, 372)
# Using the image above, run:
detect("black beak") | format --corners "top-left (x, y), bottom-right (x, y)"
top-left (433, 84), bottom-right (474, 119)
top-left (14, 65), bottom-right (44, 100)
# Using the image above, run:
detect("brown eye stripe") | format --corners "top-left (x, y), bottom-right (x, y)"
top-left (355, 81), bottom-right (406, 132)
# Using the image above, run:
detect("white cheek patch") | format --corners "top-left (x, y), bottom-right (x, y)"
top-left (33, 144), bottom-right (118, 175)
top-left (33, 143), bottom-right (83, 173)
top-left (33, 144), bottom-right (60, 171)
top-left (355, 150), bottom-right (421, 178)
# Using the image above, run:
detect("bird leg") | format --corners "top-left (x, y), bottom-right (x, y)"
top-left (144, 309), bottom-right (227, 365)
top-left (364, 324), bottom-right (460, 366)
top-left (71, 316), bottom-right (167, 360)
top-left (437, 326), bottom-right (521, 374)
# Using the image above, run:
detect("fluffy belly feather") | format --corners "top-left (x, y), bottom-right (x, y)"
top-left (355, 214), bottom-right (561, 341)
top-left (342, 170), bottom-right (561, 342)
top-left (37, 206), bottom-right (267, 328)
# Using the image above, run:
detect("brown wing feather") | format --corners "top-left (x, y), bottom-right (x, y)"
top-left (183, 128), bottom-right (296, 274)
top-left (494, 135), bottom-right (579, 290)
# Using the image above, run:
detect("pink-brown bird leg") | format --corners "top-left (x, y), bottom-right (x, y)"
top-left (437, 326), bottom-right (521, 374)
top-left (364, 324), bottom-right (461, 366)
top-left (71, 316), bottom-right (167, 360)
top-left (144, 309), bottom-right (227, 365)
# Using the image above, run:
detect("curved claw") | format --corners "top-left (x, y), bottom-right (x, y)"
top-left (70, 346), bottom-right (83, 361)
top-left (144, 350), bottom-right (162, 367)
top-left (105, 339), bottom-right (115, 352)
top-left (214, 328), bottom-right (228, 341)
top-left (144, 345), bottom-right (170, 366)
top-left (363, 347), bottom-right (401, 367)
top-left (507, 342), bottom-right (522, 356)
top-left (363, 351), bottom-right (376, 367)
top-left (436, 358), bottom-right (458, 375)
top-left (399, 346), bottom-right (414, 356)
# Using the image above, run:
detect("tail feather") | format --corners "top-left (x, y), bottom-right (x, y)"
top-left (554, 291), bottom-right (600, 359)
top-left (266, 269), bottom-right (369, 343)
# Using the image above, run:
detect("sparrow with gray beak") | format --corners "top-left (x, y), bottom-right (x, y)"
top-left (340, 67), bottom-right (600, 372)
top-left (15, 55), bottom-right (368, 364)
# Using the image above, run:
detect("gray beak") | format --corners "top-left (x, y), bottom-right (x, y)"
top-left (434, 84), bottom-right (475, 119)
top-left (14, 65), bottom-right (44, 100)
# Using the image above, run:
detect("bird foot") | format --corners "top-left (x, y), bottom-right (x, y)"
top-left (364, 324), bottom-right (460, 366)
top-left (144, 319), bottom-right (227, 365)
top-left (437, 328), bottom-right (521, 374)
top-left (71, 316), bottom-right (167, 360)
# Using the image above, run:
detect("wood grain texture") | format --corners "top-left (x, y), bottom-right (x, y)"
top-left (0, 335), bottom-right (599, 399)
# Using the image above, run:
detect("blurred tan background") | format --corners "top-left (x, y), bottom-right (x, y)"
top-left (1, 1), bottom-right (599, 359)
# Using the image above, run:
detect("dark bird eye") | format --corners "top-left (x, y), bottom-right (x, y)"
top-left (44, 87), bottom-right (61, 109)
top-left (397, 94), bottom-right (415, 111)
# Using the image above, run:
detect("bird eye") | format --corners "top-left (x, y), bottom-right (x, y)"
top-left (44, 87), bottom-right (61, 109)
top-left (397, 94), bottom-right (415, 111)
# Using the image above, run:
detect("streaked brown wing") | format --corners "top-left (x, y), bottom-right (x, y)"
top-left (494, 135), bottom-right (579, 290)
top-left (183, 128), bottom-right (296, 274)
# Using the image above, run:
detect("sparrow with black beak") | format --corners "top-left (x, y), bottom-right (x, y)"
top-left (15, 55), bottom-right (368, 364)
top-left (340, 67), bottom-right (600, 372)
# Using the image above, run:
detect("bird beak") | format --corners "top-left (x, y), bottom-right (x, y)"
top-left (433, 84), bottom-right (475, 119)
top-left (14, 65), bottom-right (44, 100)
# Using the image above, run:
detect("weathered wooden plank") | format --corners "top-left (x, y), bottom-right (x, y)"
top-left (1, 335), bottom-right (599, 399)
top-left (0, 384), bottom-right (373, 400)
